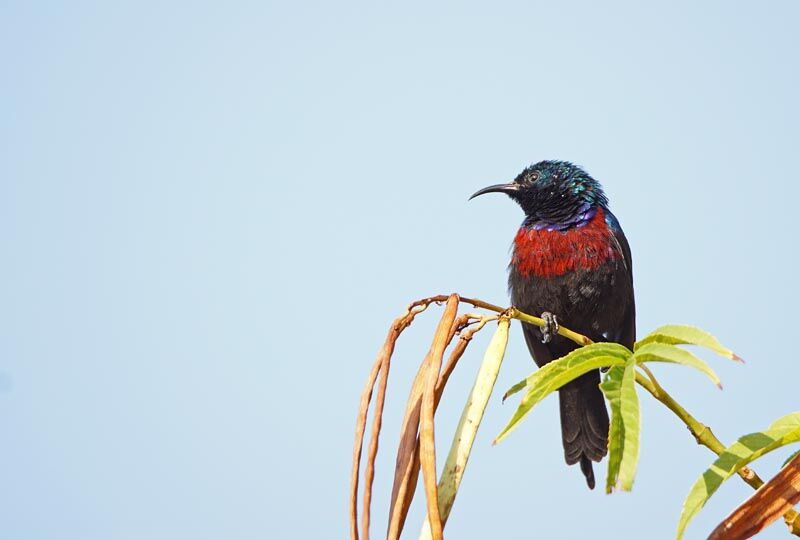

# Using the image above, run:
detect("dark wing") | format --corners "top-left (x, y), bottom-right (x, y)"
top-left (605, 210), bottom-right (636, 349)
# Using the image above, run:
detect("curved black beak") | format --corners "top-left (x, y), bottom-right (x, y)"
top-left (469, 182), bottom-right (519, 200)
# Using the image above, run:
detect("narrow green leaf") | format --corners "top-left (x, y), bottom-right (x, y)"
top-left (634, 325), bottom-right (741, 362)
top-left (494, 348), bottom-right (630, 444)
top-left (502, 342), bottom-right (631, 402)
top-left (676, 412), bottom-right (800, 539)
top-left (618, 358), bottom-right (641, 491)
top-left (600, 366), bottom-right (624, 493)
top-left (502, 378), bottom-right (527, 403)
top-left (601, 358), bottom-right (641, 493)
top-left (632, 343), bottom-right (722, 389)
top-left (784, 450), bottom-right (800, 468)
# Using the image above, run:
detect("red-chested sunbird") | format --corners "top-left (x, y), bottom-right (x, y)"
top-left (471, 161), bottom-right (636, 489)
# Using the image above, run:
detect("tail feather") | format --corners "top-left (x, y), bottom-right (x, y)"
top-left (558, 370), bottom-right (609, 489)
top-left (580, 456), bottom-right (596, 490)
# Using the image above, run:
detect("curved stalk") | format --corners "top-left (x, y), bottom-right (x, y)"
top-left (635, 367), bottom-right (800, 534)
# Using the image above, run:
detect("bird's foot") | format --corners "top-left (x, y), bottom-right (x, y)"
top-left (540, 312), bottom-right (559, 343)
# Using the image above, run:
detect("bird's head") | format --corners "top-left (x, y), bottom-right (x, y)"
top-left (470, 161), bottom-right (608, 229)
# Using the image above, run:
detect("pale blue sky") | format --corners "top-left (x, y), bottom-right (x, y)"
top-left (2, 2), bottom-right (799, 539)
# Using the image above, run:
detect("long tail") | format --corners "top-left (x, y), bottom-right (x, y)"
top-left (558, 370), bottom-right (609, 489)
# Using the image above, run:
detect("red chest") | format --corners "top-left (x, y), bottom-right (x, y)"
top-left (512, 208), bottom-right (621, 278)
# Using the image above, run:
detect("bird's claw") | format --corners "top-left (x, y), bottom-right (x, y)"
top-left (540, 312), bottom-right (559, 343)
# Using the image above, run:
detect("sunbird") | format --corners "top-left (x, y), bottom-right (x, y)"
top-left (471, 161), bottom-right (635, 488)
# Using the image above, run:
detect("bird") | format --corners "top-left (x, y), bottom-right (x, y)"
top-left (470, 160), bottom-right (635, 489)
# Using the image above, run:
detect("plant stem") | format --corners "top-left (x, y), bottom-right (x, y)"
top-left (635, 367), bottom-right (800, 535)
top-left (459, 296), bottom-right (593, 346)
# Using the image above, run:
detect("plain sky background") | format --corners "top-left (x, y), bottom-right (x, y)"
top-left (2, 1), bottom-right (799, 539)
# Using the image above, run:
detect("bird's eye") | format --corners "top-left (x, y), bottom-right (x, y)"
top-left (529, 171), bottom-right (540, 182)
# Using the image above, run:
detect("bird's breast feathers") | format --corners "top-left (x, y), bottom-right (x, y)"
top-left (512, 207), bottom-right (623, 278)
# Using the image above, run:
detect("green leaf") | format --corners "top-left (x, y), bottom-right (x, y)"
top-left (676, 412), bottom-right (800, 539)
top-left (502, 378), bottom-right (528, 403)
top-left (502, 343), bottom-right (631, 402)
top-left (600, 366), bottom-right (624, 493)
top-left (632, 343), bottom-right (722, 389)
top-left (618, 359), bottom-right (640, 491)
top-left (601, 359), bottom-right (641, 493)
top-left (494, 344), bottom-right (631, 444)
top-left (634, 325), bottom-right (741, 362)
top-left (784, 450), bottom-right (800, 468)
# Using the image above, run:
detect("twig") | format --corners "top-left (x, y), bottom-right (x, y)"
top-left (459, 297), bottom-right (592, 346)
top-left (634, 367), bottom-right (800, 535)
